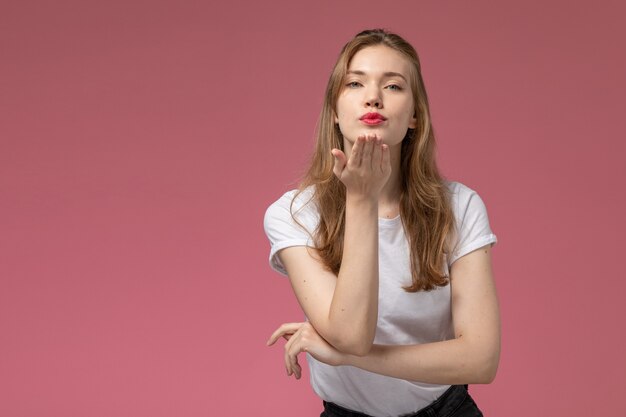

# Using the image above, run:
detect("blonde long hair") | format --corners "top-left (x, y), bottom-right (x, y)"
top-left (293, 29), bottom-right (456, 292)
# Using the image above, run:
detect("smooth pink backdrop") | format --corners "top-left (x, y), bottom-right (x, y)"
top-left (1, 1), bottom-right (625, 416)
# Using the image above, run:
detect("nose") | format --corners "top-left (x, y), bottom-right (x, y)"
top-left (366, 99), bottom-right (381, 109)
top-left (364, 87), bottom-right (382, 109)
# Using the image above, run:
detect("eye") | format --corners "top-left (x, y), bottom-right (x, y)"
top-left (386, 84), bottom-right (402, 91)
top-left (346, 81), bottom-right (361, 88)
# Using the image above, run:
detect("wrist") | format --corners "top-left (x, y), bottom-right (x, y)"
top-left (338, 351), bottom-right (353, 366)
top-left (341, 343), bottom-right (380, 366)
top-left (345, 192), bottom-right (378, 208)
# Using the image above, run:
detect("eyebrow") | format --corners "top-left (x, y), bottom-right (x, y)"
top-left (347, 70), bottom-right (408, 82)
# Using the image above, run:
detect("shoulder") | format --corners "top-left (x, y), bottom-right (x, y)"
top-left (264, 186), bottom-right (317, 221)
top-left (263, 186), bottom-right (319, 239)
top-left (263, 186), bottom-right (320, 275)
top-left (444, 180), bottom-right (492, 216)
top-left (445, 180), bottom-right (477, 206)
top-left (444, 180), bottom-right (498, 266)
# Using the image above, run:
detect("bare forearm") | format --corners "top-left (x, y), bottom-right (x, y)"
top-left (328, 193), bottom-right (379, 355)
top-left (341, 338), bottom-right (499, 385)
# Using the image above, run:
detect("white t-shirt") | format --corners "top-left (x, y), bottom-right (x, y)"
top-left (263, 181), bottom-right (498, 417)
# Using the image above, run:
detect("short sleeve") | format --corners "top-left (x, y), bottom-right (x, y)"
top-left (447, 182), bottom-right (498, 268)
top-left (263, 188), bottom-right (319, 276)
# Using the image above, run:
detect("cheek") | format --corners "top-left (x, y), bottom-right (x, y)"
top-left (335, 93), bottom-right (352, 117)
top-left (333, 102), bottom-right (341, 123)
top-left (335, 105), bottom-right (349, 124)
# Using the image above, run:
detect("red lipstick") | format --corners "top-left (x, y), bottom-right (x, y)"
top-left (360, 112), bottom-right (386, 125)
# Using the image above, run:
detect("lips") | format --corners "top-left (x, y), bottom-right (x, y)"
top-left (360, 112), bottom-right (387, 121)
top-left (360, 112), bottom-right (386, 126)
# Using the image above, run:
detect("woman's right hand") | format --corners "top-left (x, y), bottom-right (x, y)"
top-left (331, 134), bottom-right (391, 198)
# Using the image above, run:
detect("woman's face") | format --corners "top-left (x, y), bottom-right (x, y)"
top-left (335, 45), bottom-right (417, 148)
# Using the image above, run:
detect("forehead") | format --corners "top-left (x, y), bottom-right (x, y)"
top-left (347, 45), bottom-right (412, 77)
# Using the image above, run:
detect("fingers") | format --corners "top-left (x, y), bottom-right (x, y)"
top-left (380, 142), bottom-right (390, 173)
top-left (360, 135), bottom-right (374, 166)
top-left (266, 322), bottom-right (305, 379)
top-left (353, 135), bottom-right (384, 168)
top-left (288, 348), bottom-right (302, 379)
top-left (266, 322), bottom-right (304, 346)
top-left (284, 328), bottom-right (303, 379)
top-left (371, 136), bottom-right (382, 170)
top-left (331, 134), bottom-right (389, 195)
top-left (347, 135), bottom-right (364, 168)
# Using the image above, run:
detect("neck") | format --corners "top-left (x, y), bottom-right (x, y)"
top-left (379, 142), bottom-right (402, 212)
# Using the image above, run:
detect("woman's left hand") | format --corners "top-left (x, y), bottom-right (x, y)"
top-left (266, 321), bottom-right (345, 379)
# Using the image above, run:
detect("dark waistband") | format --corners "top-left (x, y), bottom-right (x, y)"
top-left (322, 384), bottom-right (469, 417)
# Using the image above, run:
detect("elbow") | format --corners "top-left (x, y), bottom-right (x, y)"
top-left (473, 349), bottom-right (500, 384)
top-left (459, 336), bottom-right (500, 384)
top-left (328, 332), bottom-right (374, 357)
top-left (475, 361), bottom-right (498, 384)
top-left (325, 317), bottom-right (376, 357)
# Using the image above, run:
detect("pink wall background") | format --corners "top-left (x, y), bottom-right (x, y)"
top-left (1, 0), bottom-right (625, 415)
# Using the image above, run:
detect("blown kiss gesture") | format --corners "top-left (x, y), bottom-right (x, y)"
top-left (331, 134), bottom-right (391, 198)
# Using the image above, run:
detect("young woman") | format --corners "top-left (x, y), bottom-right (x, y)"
top-left (264, 29), bottom-right (499, 417)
